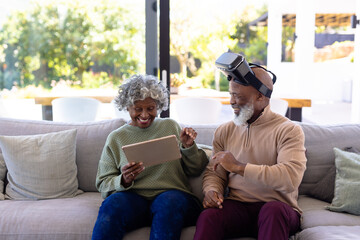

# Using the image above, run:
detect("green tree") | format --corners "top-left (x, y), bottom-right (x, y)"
top-left (0, 0), bottom-right (143, 89)
top-left (230, 5), bottom-right (268, 65)
top-left (170, 0), bottom-right (238, 88)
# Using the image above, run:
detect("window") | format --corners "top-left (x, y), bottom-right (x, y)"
top-left (281, 14), bottom-right (296, 62)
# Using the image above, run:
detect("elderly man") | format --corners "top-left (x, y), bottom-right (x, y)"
top-left (194, 52), bottom-right (307, 240)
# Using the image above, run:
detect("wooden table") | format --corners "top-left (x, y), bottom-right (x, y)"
top-left (35, 95), bottom-right (311, 122)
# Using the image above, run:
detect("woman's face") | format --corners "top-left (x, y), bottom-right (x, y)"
top-left (128, 97), bottom-right (158, 128)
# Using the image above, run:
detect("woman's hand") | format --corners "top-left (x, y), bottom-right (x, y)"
top-left (203, 190), bottom-right (224, 209)
top-left (180, 127), bottom-right (197, 148)
top-left (121, 162), bottom-right (145, 187)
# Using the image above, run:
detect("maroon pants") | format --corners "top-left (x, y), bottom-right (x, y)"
top-left (194, 200), bottom-right (300, 240)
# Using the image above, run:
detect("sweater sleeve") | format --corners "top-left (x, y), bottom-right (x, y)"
top-left (244, 124), bottom-right (307, 193)
top-left (180, 143), bottom-right (209, 177)
top-left (202, 125), bottom-right (228, 195)
top-left (95, 134), bottom-right (133, 198)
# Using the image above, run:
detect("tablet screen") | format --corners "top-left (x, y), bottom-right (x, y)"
top-left (122, 135), bottom-right (181, 167)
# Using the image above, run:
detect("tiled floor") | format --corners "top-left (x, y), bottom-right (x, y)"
top-left (302, 101), bottom-right (353, 125)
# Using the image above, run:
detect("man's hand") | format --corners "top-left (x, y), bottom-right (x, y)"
top-left (212, 151), bottom-right (246, 176)
top-left (180, 127), bottom-right (197, 148)
top-left (203, 190), bottom-right (224, 209)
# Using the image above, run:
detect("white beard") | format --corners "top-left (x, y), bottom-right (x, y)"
top-left (232, 103), bottom-right (254, 126)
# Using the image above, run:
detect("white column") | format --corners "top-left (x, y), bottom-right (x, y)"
top-left (267, 0), bottom-right (283, 67)
top-left (267, 0), bottom-right (290, 97)
top-left (294, 0), bottom-right (315, 96)
top-left (351, 0), bottom-right (360, 123)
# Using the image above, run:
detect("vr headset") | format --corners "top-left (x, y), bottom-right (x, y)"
top-left (215, 52), bottom-right (276, 98)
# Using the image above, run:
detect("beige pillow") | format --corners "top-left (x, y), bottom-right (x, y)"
top-left (0, 129), bottom-right (82, 200)
top-left (0, 153), bottom-right (5, 200)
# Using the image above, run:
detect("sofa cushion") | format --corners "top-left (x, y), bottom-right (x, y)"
top-left (298, 196), bottom-right (360, 230)
top-left (0, 192), bottom-right (103, 240)
top-left (296, 226), bottom-right (360, 240)
top-left (307, 165), bottom-right (335, 203)
top-left (298, 123), bottom-right (360, 196)
top-left (0, 129), bottom-right (82, 200)
top-left (326, 148), bottom-right (360, 215)
top-left (0, 153), bottom-right (5, 200)
top-left (306, 146), bottom-right (360, 203)
top-left (181, 124), bottom-right (218, 146)
top-left (189, 144), bottom-right (212, 202)
top-left (0, 117), bottom-right (126, 192)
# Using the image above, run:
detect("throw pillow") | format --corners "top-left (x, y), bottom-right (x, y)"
top-left (0, 153), bottom-right (5, 200)
top-left (0, 129), bottom-right (82, 200)
top-left (326, 148), bottom-right (360, 215)
top-left (307, 146), bottom-right (360, 203)
top-left (308, 165), bottom-right (335, 203)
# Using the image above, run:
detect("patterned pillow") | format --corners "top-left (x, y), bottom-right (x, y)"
top-left (0, 129), bottom-right (82, 200)
top-left (326, 148), bottom-right (360, 215)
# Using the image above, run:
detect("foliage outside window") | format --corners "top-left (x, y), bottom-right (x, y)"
top-left (0, 0), bottom-right (269, 97)
top-left (313, 13), bottom-right (355, 63)
top-left (281, 14), bottom-right (296, 62)
top-left (0, 0), bottom-right (144, 91)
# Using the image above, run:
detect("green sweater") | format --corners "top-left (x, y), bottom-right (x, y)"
top-left (95, 118), bottom-right (208, 200)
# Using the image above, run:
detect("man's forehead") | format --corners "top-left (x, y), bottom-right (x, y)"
top-left (229, 80), bottom-right (246, 92)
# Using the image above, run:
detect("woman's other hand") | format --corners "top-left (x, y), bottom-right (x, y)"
top-left (203, 190), bottom-right (224, 209)
top-left (121, 162), bottom-right (145, 187)
top-left (180, 127), bottom-right (197, 148)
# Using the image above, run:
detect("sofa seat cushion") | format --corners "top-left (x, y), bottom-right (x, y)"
top-left (0, 192), bottom-right (102, 240)
top-left (123, 226), bottom-right (255, 240)
top-left (298, 196), bottom-right (360, 230)
top-left (296, 226), bottom-right (360, 240)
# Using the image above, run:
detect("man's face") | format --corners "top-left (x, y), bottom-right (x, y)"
top-left (229, 80), bottom-right (256, 126)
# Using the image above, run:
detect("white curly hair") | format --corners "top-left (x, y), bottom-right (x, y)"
top-left (114, 74), bottom-right (169, 113)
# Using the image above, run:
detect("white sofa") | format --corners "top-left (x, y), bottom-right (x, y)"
top-left (0, 117), bottom-right (360, 240)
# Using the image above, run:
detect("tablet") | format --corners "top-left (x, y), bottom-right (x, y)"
top-left (122, 135), bottom-right (181, 167)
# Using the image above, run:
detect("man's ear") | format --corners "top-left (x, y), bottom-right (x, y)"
top-left (257, 92), bottom-right (265, 100)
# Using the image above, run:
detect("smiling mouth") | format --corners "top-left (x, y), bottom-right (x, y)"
top-left (232, 106), bottom-right (240, 115)
top-left (138, 118), bottom-right (150, 124)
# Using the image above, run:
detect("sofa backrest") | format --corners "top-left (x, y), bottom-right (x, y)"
top-left (0, 117), bottom-right (126, 192)
top-left (181, 123), bottom-right (218, 146)
top-left (298, 122), bottom-right (360, 195)
top-left (2, 117), bottom-right (360, 200)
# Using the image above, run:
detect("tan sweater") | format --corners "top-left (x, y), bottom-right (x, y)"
top-left (203, 105), bottom-right (307, 213)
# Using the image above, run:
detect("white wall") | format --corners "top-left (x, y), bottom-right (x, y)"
top-left (268, 0), bottom-right (357, 103)
top-left (351, 0), bottom-right (360, 122)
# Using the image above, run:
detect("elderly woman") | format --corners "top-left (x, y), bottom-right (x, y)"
top-left (92, 74), bottom-right (208, 240)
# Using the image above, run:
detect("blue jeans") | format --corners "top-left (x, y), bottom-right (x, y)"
top-left (92, 190), bottom-right (201, 240)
